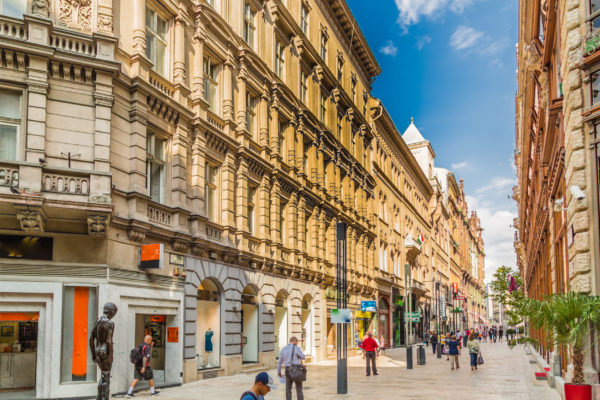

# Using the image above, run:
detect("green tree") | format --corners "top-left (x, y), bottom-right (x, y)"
top-left (489, 265), bottom-right (523, 326)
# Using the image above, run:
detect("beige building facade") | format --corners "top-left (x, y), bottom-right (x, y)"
top-left (0, 0), bottom-right (485, 398)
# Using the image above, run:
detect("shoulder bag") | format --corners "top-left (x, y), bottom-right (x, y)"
top-left (477, 352), bottom-right (484, 365)
top-left (287, 345), bottom-right (307, 382)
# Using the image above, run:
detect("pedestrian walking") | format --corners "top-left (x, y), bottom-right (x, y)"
top-left (431, 331), bottom-right (438, 354)
top-left (277, 337), bottom-right (306, 400)
top-left (448, 335), bottom-right (461, 370)
top-left (241, 372), bottom-right (276, 400)
top-left (361, 331), bottom-right (379, 376)
top-left (424, 330), bottom-right (431, 345)
top-left (379, 335), bottom-right (386, 355)
top-left (444, 331), bottom-right (450, 360)
top-left (499, 327), bottom-right (503, 342)
top-left (127, 335), bottom-right (160, 397)
top-left (468, 332), bottom-right (480, 371)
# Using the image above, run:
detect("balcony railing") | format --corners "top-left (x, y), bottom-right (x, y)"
top-left (0, 16), bottom-right (26, 41)
top-left (50, 31), bottom-right (96, 57)
top-left (42, 171), bottom-right (89, 195)
top-left (206, 223), bottom-right (223, 241)
top-left (147, 205), bottom-right (172, 226)
top-left (0, 164), bottom-right (18, 187)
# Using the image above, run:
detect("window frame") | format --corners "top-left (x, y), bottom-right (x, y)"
top-left (246, 92), bottom-right (258, 140)
top-left (275, 40), bottom-right (286, 79)
top-left (590, 0), bottom-right (600, 29)
top-left (0, 88), bottom-right (23, 162)
top-left (203, 56), bottom-right (220, 113)
top-left (300, 5), bottom-right (309, 35)
top-left (591, 69), bottom-right (600, 106)
top-left (319, 90), bottom-right (327, 124)
top-left (247, 185), bottom-right (257, 235)
top-left (146, 131), bottom-right (167, 204)
top-left (0, 0), bottom-right (26, 18)
top-left (145, 5), bottom-right (169, 77)
top-left (299, 68), bottom-right (308, 104)
top-left (320, 32), bottom-right (328, 62)
top-left (243, 3), bottom-right (256, 49)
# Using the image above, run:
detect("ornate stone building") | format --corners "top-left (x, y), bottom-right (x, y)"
top-left (515, 0), bottom-right (599, 386)
top-left (0, 0), bottom-right (485, 398)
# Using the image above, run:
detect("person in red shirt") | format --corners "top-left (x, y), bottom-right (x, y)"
top-left (361, 331), bottom-right (379, 376)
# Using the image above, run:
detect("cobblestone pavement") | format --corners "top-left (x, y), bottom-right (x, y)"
top-left (126, 341), bottom-right (559, 399)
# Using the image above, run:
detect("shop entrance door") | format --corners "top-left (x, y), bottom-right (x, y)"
top-left (0, 312), bottom-right (38, 394)
top-left (135, 315), bottom-right (166, 383)
top-left (241, 286), bottom-right (258, 364)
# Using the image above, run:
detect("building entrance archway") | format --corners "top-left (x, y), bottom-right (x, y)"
top-left (300, 294), bottom-right (313, 356)
top-left (274, 291), bottom-right (289, 358)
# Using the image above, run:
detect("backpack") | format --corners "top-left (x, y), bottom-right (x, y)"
top-left (240, 391), bottom-right (259, 400)
top-left (130, 344), bottom-right (144, 364)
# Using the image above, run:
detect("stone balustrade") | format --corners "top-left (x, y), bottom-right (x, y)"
top-left (147, 205), bottom-right (172, 226)
top-left (0, 164), bottom-right (18, 187)
top-left (42, 171), bottom-right (89, 194)
top-left (0, 16), bottom-right (26, 41)
top-left (50, 32), bottom-right (96, 57)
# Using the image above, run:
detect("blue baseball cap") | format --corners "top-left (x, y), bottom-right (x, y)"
top-left (255, 372), bottom-right (277, 389)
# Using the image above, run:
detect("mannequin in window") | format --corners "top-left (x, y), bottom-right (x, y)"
top-left (205, 328), bottom-right (214, 368)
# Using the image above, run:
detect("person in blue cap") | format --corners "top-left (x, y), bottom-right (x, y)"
top-left (240, 372), bottom-right (276, 400)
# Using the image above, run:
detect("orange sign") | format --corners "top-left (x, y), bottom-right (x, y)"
top-left (150, 315), bottom-right (165, 323)
top-left (167, 327), bottom-right (179, 343)
top-left (140, 243), bottom-right (163, 269)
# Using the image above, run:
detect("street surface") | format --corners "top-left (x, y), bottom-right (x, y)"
top-left (125, 341), bottom-right (559, 399)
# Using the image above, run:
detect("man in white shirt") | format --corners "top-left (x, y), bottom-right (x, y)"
top-left (277, 337), bottom-right (306, 400)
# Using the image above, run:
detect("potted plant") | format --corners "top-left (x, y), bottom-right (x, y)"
top-left (519, 292), bottom-right (600, 400)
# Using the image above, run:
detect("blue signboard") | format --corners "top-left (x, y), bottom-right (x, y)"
top-left (361, 300), bottom-right (377, 312)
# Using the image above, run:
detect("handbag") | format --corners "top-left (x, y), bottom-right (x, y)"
top-left (287, 345), bottom-right (307, 382)
top-left (477, 353), bottom-right (484, 365)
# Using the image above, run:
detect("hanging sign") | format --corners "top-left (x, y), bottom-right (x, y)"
top-left (140, 243), bottom-right (164, 269)
top-left (361, 300), bottom-right (377, 312)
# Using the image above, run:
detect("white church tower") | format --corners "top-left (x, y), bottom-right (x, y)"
top-left (402, 117), bottom-right (436, 179)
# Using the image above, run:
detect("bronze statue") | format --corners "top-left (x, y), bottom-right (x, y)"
top-left (89, 302), bottom-right (118, 400)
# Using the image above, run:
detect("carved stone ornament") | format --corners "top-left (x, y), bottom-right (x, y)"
top-left (16, 208), bottom-right (46, 232)
top-left (58, 0), bottom-right (93, 31)
top-left (172, 240), bottom-right (188, 253)
top-left (31, 0), bottom-right (50, 17)
top-left (97, 14), bottom-right (113, 32)
top-left (87, 214), bottom-right (109, 237)
top-left (127, 228), bottom-right (146, 242)
top-left (523, 42), bottom-right (541, 72)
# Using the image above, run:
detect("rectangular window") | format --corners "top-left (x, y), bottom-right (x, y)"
top-left (145, 6), bottom-right (168, 76)
top-left (592, 0), bottom-right (600, 29)
top-left (351, 77), bottom-right (357, 103)
top-left (279, 121), bottom-right (287, 158)
top-left (246, 93), bottom-right (257, 139)
top-left (363, 92), bottom-right (368, 116)
top-left (205, 163), bottom-right (218, 221)
top-left (61, 286), bottom-right (97, 383)
top-left (336, 113), bottom-right (342, 140)
top-left (337, 57), bottom-right (343, 83)
top-left (243, 4), bottom-right (256, 49)
top-left (248, 186), bottom-right (256, 235)
top-left (301, 6), bottom-right (309, 35)
top-left (300, 69), bottom-right (308, 103)
top-left (0, 0), bottom-right (26, 18)
top-left (593, 70), bottom-right (600, 105)
top-left (146, 133), bottom-right (166, 203)
top-left (319, 91), bottom-right (327, 124)
top-left (275, 40), bottom-right (285, 79)
top-left (203, 57), bottom-right (219, 112)
top-left (0, 90), bottom-right (21, 161)
top-left (320, 33), bottom-right (327, 61)
top-left (280, 202), bottom-right (286, 242)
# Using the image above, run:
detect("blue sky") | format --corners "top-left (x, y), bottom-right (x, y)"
top-left (346, 0), bottom-right (518, 280)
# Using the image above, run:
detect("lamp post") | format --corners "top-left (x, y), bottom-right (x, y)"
top-left (435, 281), bottom-right (441, 359)
top-left (404, 263), bottom-right (413, 369)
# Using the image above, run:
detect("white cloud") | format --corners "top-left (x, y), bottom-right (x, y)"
top-left (416, 35), bottom-right (432, 50)
top-left (475, 176), bottom-right (515, 194)
top-left (394, 0), bottom-right (476, 29)
top-left (451, 161), bottom-right (469, 170)
top-left (380, 40), bottom-right (398, 56)
top-left (450, 25), bottom-right (484, 51)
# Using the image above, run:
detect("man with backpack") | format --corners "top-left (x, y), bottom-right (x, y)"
top-left (241, 372), bottom-right (276, 400)
top-left (277, 336), bottom-right (306, 400)
top-left (127, 335), bottom-right (159, 397)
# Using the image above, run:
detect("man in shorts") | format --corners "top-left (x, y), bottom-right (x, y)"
top-left (127, 335), bottom-right (159, 397)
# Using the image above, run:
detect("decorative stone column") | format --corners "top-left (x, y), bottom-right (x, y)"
top-left (132, 0), bottom-right (146, 54)
top-left (223, 51), bottom-right (234, 121)
top-left (258, 89), bottom-right (269, 148)
top-left (259, 175), bottom-right (270, 239)
top-left (269, 97), bottom-right (280, 155)
top-left (192, 16), bottom-right (206, 104)
top-left (236, 60), bottom-right (248, 134)
top-left (97, 0), bottom-right (114, 33)
top-left (173, 7), bottom-right (186, 85)
top-left (221, 151), bottom-right (236, 229)
top-left (236, 157), bottom-right (249, 231)
top-left (289, 192), bottom-right (298, 251)
top-left (171, 123), bottom-right (189, 208)
top-left (271, 178), bottom-right (281, 243)
top-left (190, 129), bottom-right (206, 228)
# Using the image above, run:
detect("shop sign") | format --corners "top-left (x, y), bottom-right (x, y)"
top-left (167, 327), bottom-right (179, 343)
top-left (331, 308), bottom-right (351, 323)
top-left (361, 300), bottom-right (377, 312)
top-left (355, 311), bottom-right (372, 319)
top-left (150, 315), bottom-right (165, 323)
top-left (452, 283), bottom-right (458, 294)
top-left (456, 295), bottom-right (466, 301)
top-left (140, 243), bottom-right (164, 269)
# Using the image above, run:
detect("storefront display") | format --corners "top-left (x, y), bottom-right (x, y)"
top-left (241, 286), bottom-right (258, 364)
top-left (300, 297), bottom-right (312, 355)
top-left (274, 292), bottom-right (288, 358)
top-left (196, 279), bottom-right (220, 370)
top-left (0, 312), bottom-right (38, 391)
top-left (136, 314), bottom-right (166, 382)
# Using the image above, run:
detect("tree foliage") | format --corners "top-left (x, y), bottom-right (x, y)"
top-left (489, 266), bottom-right (524, 326)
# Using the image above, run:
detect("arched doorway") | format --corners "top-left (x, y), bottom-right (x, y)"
top-left (300, 294), bottom-right (312, 356)
top-left (274, 291), bottom-right (289, 358)
top-left (378, 296), bottom-right (390, 348)
top-left (196, 279), bottom-right (221, 369)
top-left (241, 285), bottom-right (259, 363)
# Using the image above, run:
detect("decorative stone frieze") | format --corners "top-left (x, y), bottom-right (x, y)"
top-left (16, 207), bottom-right (46, 232)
